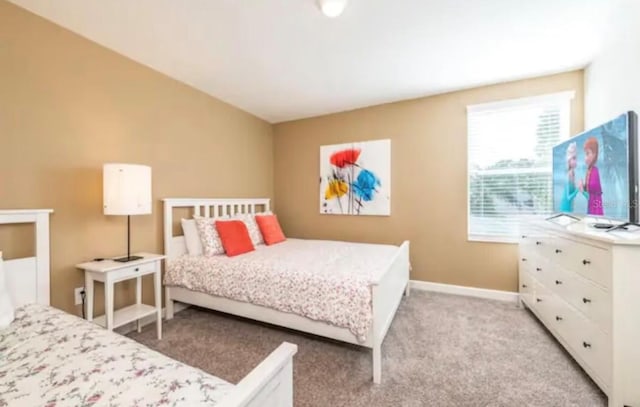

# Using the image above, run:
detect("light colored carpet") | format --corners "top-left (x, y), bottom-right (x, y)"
top-left (128, 291), bottom-right (606, 407)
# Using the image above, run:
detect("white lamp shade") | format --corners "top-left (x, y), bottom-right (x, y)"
top-left (103, 163), bottom-right (152, 215)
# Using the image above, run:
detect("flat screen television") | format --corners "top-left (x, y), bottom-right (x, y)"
top-left (552, 111), bottom-right (638, 223)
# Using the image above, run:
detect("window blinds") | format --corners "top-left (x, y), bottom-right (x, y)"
top-left (467, 91), bottom-right (574, 242)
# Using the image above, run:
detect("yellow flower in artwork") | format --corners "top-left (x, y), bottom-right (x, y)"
top-left (325, 180), bottom-right (349, 200)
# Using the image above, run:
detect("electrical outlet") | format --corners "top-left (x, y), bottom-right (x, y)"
top-left (74, 287), bottom-right (85, 306)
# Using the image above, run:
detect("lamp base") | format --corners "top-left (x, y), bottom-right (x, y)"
top-left (113, 255), bottom-right (143, 263)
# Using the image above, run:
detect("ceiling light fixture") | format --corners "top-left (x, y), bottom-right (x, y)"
top-left (318, 0), bottom-right (348, 18)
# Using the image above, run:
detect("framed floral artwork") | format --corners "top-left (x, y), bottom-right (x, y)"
top-left (319, 139), bottom-right (390, 215)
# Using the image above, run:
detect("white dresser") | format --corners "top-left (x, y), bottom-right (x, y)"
top-left (519, 220), bottom-right (640, 407)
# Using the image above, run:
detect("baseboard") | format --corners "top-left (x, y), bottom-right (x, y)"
top-left (410, 280), bottom-right (518, 303)
top-left (114, 302), bottom-right (190, 335)
top-left (118, 282), bottom-right (517, 334)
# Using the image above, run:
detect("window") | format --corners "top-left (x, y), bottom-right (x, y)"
top-left (467, 91), bottom-right (574, 242)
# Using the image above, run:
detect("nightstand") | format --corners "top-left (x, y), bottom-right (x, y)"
top-left (76, 253), bottom-right (165, 339)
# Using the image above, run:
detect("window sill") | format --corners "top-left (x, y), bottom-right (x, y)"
top-left (467, 235), bottom-right (519, 244)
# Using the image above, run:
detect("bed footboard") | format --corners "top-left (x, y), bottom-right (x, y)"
top-left (218, 342), bottom-right (298, 407)
top-left (371, 240), bottom-right (410, 384)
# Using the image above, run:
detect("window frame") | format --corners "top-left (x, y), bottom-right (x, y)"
top-left (466, 91), bottom-right (575, 244)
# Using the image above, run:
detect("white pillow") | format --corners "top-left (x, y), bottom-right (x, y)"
top-left (0, 254), bottom-right (15, 329)
top-left (181, 218), bottom-right (203, 256)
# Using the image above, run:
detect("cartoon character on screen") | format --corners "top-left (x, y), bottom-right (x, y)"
top-left (560, 142), bottom-right (579, 212)
top-left (579, 137), bottom-right (604, 216)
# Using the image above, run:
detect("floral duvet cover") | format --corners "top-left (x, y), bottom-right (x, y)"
top-left (165, 238), bottom-right (400, 342)
top-left (0, 304), bottom-right (233, 407)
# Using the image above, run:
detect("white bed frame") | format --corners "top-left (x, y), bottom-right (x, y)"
top-left (0, 209), bottom-right (53, 307)
top-left (0, 208), bottom-right (297, 407)
top-left (163, 198), bottom-right (411, 384)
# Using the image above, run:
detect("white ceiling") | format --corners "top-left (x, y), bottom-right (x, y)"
top-left (10, 0), bottom-right (609, 123)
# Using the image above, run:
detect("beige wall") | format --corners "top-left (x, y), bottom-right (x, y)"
top-left (273, 71), bottom-right (584, 292)
top-left (585, 0), bottom-right (640, 127)
top-left (0, 1), bottom-right (273, 314)
top-left (0, 0), bottom-right (585, 311)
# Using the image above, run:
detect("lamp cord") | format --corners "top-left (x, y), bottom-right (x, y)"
top-left (81, 290), bottom-right (86, 319)
top-left (127, 214), bottom-right (131, 260)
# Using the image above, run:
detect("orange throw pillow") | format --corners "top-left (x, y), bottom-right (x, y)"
top-left (255, 214), bottom-right (286, 245)
top-left (215, 220), bottom-right (255, 257)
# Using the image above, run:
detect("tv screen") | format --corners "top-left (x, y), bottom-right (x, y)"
top-left (552, 111), bottom-right (638, 222)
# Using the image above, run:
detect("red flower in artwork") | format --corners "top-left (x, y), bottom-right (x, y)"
top-left (330, 148), bottom-right (361, 168)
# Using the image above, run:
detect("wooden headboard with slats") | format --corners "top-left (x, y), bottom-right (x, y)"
top-left (162, 199), bottom-right (270, 259)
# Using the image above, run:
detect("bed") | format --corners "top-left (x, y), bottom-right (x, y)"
top-left (163, 198), bottom-right (411, 384)
top-left (0, 209), bottom-right (297, 407)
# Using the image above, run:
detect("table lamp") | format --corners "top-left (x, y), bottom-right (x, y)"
top-left (103, 163), bottom-right (152, 262)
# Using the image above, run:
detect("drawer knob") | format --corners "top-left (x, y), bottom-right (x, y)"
top-left (582, 259), bottom-right (591, 265)
top-left (536, 241), bottom-right (542, 245)
top-left (521, 258), bottom-right (527, 262)
top-left (555, 316), bottom-right (563, 321)
top-left (536, 298), bottom-right (542, 303)
top-left (134, 267), bottom-right (139, 272)
top-left (536, 267), bottom-right (542, 272)
top-left (555, 280), bottom-right (562, 285)
top-left (555, 249), bottom-right (562, 254)
top-left (582, 341), bottom-right (592, 349)
top-left (521, 284), bottom-right (527, 288)
top-left (521, 235), bottom-right (527, 239)
top-left (582, 297), bottom-right (592, 304)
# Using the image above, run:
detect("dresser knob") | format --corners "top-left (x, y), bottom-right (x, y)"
top-left (556, 316), bottom-right (563, 321)
top-left (555, 249), bottom-right (562, 254)
top-left (521, 258), bottom-right (527, 262)
top-left (555, 280), bottom-right (562, 285)
top-left (583, 297), bottom-right (591, 304)
top-left (536, 241), bottom-right (542, 245)
top-left (521, 284), bottom-right (528, 288)
top-left (582, 259), bottom-right (591, 265)
top-left (521, 235), bottom-right (527, 239)
top-left (536, 267), bottom-right (542, 271)
top-left (583, 341), bottom-right (592, 349)
top-left (536, 298), bottom-right (542, 303)
top-left (134, 267), bottom-right (139, 272)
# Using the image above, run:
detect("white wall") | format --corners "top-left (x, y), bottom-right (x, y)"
top-left (584, 0), bottom-right (640, 128)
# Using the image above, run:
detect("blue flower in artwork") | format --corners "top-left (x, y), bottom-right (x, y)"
top-left (351, 169), bottom-right (381, 201)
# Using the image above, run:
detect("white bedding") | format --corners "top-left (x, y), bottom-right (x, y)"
top-left (0, 304), bottom-right (233, 407)
top-left (165, 238), bottom-right (400, 341)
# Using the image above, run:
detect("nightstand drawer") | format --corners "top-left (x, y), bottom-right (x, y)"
top-left (109, 261), bottom-right (156, 282)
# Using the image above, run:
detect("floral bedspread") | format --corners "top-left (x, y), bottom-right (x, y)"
top-left (165, 239), bottom-right (400, 342)
top-left (0, 304), bottom-right (233, 407)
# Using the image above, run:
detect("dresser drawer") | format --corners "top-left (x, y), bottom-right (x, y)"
top-left (519, 237), bottom-right (537, 271)
top-left (519, 269), bottom-right (535, 306)
top-left (519, 252), bottom-right (552, 284)
top-left (531, 282), bottom-right (555, 321)
top-left (520, 233), bottom-right (552, 259)
top-left (551, 267), bottom-right (611, 332)
top-left (547, 298), bottom-right (611, 388)
top-left (109, 261), bottom-right (156, 282)
top-left (549, 240), bottom-right (611, 288)
top-left (520, 234), bottom-right (538, 253)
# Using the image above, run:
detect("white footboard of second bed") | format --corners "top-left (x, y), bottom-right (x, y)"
top-left (370, 240), bottom-right (410, 384)
top-left (218, 342), bottom-right (298, 407)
